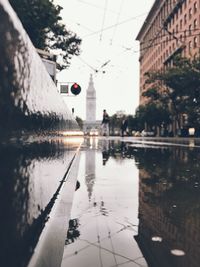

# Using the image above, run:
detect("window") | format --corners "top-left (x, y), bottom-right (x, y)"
top-left (189, 8), bottom-right (192, 19)
top-left (180, 19), bottom-right (182, 30)
top-left (189, 24), bottom-right (192, 35)
top-left (194, 19), bottom-right (197, 29)
top-left (194, 37), bottom-right (197, 48)
top-left (194, 2), bottom-right (197, 13)
top-left (189, 41), bottom-right (192, 52)
top-left (184, 14), bottom-right (187, 24)
top-left (184, 30), bottom-right (187, 40)
top-left (180, 5), bottom-right (182, 14)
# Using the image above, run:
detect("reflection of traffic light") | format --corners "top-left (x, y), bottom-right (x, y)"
top-left (71, 83), bottom-right (81, 95)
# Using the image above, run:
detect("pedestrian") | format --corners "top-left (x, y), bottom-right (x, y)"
top-left (101, 109), bottom-right (109, 136)
top-left (120, 118), bottom-right (128, 137)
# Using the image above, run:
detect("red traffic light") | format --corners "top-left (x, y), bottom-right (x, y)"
top-left (71, 83), bottom-right (81, 95)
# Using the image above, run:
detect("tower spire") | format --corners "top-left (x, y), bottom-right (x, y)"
top-left (86, 74), bottom-right (96, 122)
top-left (88, 74), bottom-right (94, 91)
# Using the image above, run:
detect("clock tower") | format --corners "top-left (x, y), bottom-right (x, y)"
top-left (86, 74), bottom-right (96, 122)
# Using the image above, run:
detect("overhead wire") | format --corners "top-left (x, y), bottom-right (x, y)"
top-left (110, 0), bottom-right (124, 45)
top-left (136, 0), bottom-right (189, 58)
top-left (76, 30), bottom-right (200, 75)
top-left (83, 12), bottom-right (148, 38)
top-left (83, 0), bottom-right (186, 39)
top-left (77, 0), bottom-right (118, 15)
top-left (138, 30), bottom-right (200, 53)
top-left (140, 28), bottom-right (200, 45)
top-left (99, 0), bottom-right (109, 41)
top-left (73, 0), bottom-right (197, 75)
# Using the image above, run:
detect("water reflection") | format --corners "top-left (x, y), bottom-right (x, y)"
top-left (62, 138), bottom-right (146, 267)
top-left (63, 139), bottom-right (200, 267)
top-left (102, 139), bottom-right (110, 165)
top-left (65, 219), bottom-right (80, 245)
top-left (85, 138), bottom-right (96, 200)
top-left (107, 142), bottom-right (200, 267)
top-left (0, 137), bottom-right (78, 267)
top-left (131, 145), bottom-right (200, 267)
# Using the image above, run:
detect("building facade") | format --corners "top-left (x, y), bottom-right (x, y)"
top-left (86, 74), bottom-right (96, 122)
top-left (84, 75), bottom-right (101, 134)
top-left (136, 0), bottom-right (200, 105)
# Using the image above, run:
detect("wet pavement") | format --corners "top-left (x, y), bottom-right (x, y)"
top-left (0, 134), bottom-right (82, 267)
top-left (1, 136), bottom-right (200, 267)
top-left (61, 137), bottom-right (200, 267)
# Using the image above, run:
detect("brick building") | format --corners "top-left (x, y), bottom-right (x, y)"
top-left (136, 0), bottom-right (200, 106)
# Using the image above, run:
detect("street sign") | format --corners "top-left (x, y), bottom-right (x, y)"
top-left (60, 84), bottom-right (69, 94)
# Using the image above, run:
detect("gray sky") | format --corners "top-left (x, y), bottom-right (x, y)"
top-left (55, 0), bottom-right (154, 120)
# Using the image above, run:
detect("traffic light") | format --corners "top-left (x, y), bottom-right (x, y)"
top-left (70, 83), bottom-right (81, 95)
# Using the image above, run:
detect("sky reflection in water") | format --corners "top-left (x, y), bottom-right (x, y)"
top-left (62, 138), bottom-right (200, 267)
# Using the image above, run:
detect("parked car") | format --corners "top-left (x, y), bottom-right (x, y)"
top-left (134, 131), bottom-right (141, 137)
top-left (89, 128), bottom-right (99, 136)
top-left (141, 130), bottom-right (155, 137)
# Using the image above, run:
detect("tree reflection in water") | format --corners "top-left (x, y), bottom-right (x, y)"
top-left (97, 140), bottom-right (200, 267)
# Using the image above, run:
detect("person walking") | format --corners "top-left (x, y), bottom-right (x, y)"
top-left (121, 118), bottom-right (128, 137)
top-left (101, 109), bottom-right (109, 136)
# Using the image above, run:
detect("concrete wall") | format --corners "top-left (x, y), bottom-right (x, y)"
top-left (0, 0), bottom-right (78, 134)
top-left (0, 2), bottom-right (82, 267)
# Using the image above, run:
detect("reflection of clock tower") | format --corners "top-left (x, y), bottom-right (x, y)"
top-left (86, 74), bottom-right (96, 122)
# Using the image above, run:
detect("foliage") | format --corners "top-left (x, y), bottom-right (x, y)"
top-left (109, 113), bottom-right (138, 135)
top-left (144, 55), bottom-right (200, 128)
top-left (135, 103), bottom-right (171, 130)
top-left (9, 0), bottom-right (82, 70)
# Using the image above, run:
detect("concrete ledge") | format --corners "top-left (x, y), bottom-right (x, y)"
top-left (28, 143), bottom-right (82, 267)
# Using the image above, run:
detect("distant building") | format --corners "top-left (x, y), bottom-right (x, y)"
top-left (84, 75), bottom-right (101, 134)
top-left (86, 74), bottom-right (96, 122)
top-left (37, 48), bottom-right (57, 83)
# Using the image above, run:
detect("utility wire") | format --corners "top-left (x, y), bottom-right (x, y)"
top-left (77, 0), bottom-right (118, 15)
top-left (139, 30), bottom-right (200, 53)
top-left (140, 28), bottom-right (200, 45)
top-left (77, 56), bottom-right (97, 72)
top-left (110, 0), bottom-right (124, 45)
top-left (99, 0), bottom-right (108, 41)
top-left (77, 30), bottom-right (200, 74)
top-left (83, 12), bottom-right (148, 38)
top-left (136, 0), bottom-right (187, 57)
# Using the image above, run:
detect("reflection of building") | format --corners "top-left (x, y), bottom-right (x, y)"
top-left (85, 139), bottom-right (96, 200)
top-left (135, 147), bottom-right (200, 267)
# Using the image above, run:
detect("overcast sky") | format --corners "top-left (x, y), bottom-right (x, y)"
top-left (55, 0), bottom-right (154, 120)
